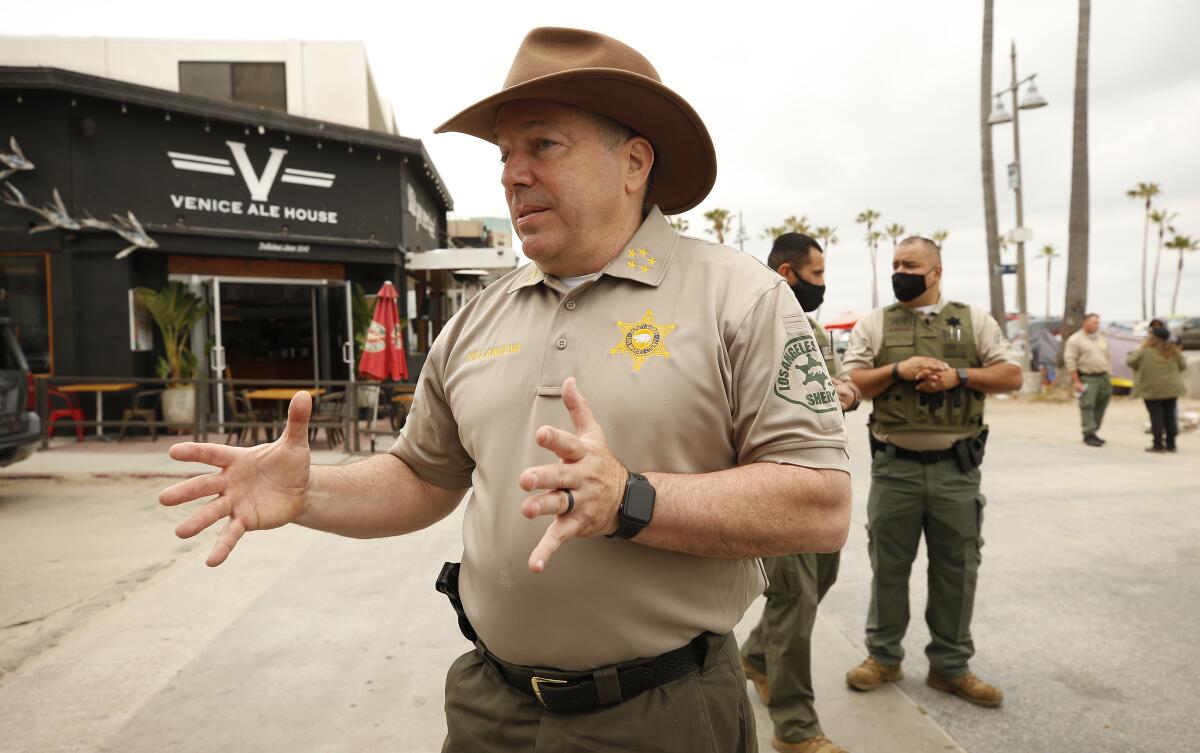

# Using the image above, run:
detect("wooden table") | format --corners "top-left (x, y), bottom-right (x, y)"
top-left (243, 388), bottom-right (327, 401)
top-left (245, 388), bottom-right (326, 438)
top-left (59, 383), bottom-right (137, 440)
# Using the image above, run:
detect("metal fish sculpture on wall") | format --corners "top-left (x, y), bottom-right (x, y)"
top-left (0, 137), bottom-right (35, 180)
top-left (2, 181), bottom-right (158, 259)
top-left (110, 211), bottom-right (159, 260)
top-left (2, 181), bottom-right (58, 231)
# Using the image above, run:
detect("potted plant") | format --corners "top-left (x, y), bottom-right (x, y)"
top-left (135, 282), bottom-right (208, 427)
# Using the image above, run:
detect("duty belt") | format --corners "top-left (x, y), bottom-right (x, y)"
top-left (482, 636), bottom-right (707, 714)
top-left (869, 433), bottom-right (955, 464)
top-left (436, 561), bottom-right (708, 714)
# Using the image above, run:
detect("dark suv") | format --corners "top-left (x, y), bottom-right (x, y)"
top-left (0, 318), bottom-right (40, 468)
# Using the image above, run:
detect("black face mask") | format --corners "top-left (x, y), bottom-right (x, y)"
top-left (1152, 326), bottom-right (1172, 341)
top-left (892, 272), bottom-right (928, 303)
top-left (790, 278), bottom-right (826, 312)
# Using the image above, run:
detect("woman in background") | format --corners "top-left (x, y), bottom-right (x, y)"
top-left (1127, 326), bottom-right (1187, 452)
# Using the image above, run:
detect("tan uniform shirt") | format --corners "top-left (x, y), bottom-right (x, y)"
top-left (842, 297), bottom-right (1018, 451)
top-left (390, 207), bottom-right (848, 670)
top-left (1064, 330), bottom-right (1111, 375)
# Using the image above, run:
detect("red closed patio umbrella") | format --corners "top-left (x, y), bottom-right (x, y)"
top-left (358, 281), bottom-right (408, 382)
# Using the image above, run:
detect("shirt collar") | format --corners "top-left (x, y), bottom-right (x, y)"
top-left (506, 206), bottom-right (679, 294)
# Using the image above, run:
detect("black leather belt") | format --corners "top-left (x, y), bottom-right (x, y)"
top-left (1079, 371), bottom-right (1108, 377)
top-left (482, 636), bottom-right (708, 714)
top-left (869, 433), bottom-right (955, 464)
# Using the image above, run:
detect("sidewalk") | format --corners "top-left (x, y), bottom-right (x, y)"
top-left (4, 436), bottom-right (358, 478)
top-left (2, 443), bottom-right (964, 752)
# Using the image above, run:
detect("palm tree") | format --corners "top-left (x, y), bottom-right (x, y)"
top-left (885, 223), bottom-right (906, 252)
top-left (703, 208), bottom-right (734, 245)
top-left (761, 225), bottom-right (786, 241)
top-left (783, 215), bottom-right (813, 235)
top-left (668, 215), bottom-right (689, 233)
top-left (1038, 244), bottom-right (1060, 318)
top-left (815, 226), bottom-right (838, 252)
top-left (981, 0), bottom-right (1006, 328)
top-left (1166, 234), bottom-right (1199, 314)
top-left (856, 209), bottom-right (882, 307)
top-left (1126, 181), bottom-right (1161, 319)
top-left (931, 229), bottom-right (949, 249)
top-left (1149, 208), bottom-right (1177, 317)
top-left (1061, 0), bottom-right (1091, 378)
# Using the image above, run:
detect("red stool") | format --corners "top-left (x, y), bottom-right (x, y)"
top-left (47, 389), bottom-right (85, 441)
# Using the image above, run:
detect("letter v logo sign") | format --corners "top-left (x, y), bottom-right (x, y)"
top-left (225, 141), bottom-right (287, 202)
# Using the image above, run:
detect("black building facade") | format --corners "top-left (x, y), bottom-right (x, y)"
top-left (0, 67), bottom-right (450, 387)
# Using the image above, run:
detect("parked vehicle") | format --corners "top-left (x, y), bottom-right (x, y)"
top-left (0, 318), bottom-right (41, 468)
top-left (1179, 317), bottom-right (1200, 350)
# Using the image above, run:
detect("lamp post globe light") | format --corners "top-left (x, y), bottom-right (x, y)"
top-left (988, 40), bottom-right (1047, 387)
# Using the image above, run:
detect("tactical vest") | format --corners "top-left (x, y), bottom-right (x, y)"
top-left (809, 316), bottom-right (837, 376)
top-left (869, 301), bottom-right (986, 434)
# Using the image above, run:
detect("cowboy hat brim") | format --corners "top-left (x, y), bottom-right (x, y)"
top-left (435, 68), bottom-right (716, 216)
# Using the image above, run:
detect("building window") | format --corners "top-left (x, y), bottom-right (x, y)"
top-left (0, 254), bottom-right (52, 373)
top-left (179, 62), bottom-right (287, 112)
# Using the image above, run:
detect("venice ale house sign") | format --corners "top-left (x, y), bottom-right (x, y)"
top-left (167, 141), bottom-right (339, 225)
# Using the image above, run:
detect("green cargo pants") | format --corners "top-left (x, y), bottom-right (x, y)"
top-left (865, 447), bottom-right (985, 677)
top-left (1078, 373), bottom-right (1112, 437)
top-left (442, 632), bottom-right (756, 752)
top-left (741, 551), bottom-right (840, 742)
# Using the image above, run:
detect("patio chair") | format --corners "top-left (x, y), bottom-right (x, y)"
top-left (225, 391), bottom-right (266, 446)
top-left (309, 391), bottom-right (346, 449)
top-left (46, 389), bottom-right (85, 441)
top-left (117, 389), bottom-right (163, 442)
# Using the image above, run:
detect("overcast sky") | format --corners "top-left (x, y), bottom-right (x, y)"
top-left (11, 0), bottom-right (1200, 322)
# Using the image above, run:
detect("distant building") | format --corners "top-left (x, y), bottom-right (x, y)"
top-left (0, 36), bottom-right (451, 418)
top-left (447, 216), bottom-right (512, 249)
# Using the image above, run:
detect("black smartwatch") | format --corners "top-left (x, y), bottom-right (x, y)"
top-left (956, 367), bottom-right (969, 388)
top-left (891, 362), bottom-right (905, 382)
top-left (607, 471), bottom-right (655, 540)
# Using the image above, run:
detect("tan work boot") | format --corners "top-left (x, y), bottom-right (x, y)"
top-left (926, 670), bottom-right (1004, 707)
top-left (740, 656), bottom-right (770, 703)
top-left (772, 735), bottom-right (849, 753)
top-left (845, 657), bottom-right (902, 691)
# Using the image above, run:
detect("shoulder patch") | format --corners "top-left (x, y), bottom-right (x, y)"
top-left (774, 332), bottom-right (838, 413)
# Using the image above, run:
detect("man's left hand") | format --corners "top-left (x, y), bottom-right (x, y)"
top-left (518, 377), bottom-right (627, 573)
top-left (917, 368), bottom-right (961, 393)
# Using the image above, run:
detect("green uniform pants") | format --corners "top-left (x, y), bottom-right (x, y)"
top-left (865, 448), bottom-right (985, 677)
top-left (442, 632), bottom-right (756, 752)
top-left (741, 551), bottom-right (840, 742)
top-left (1078, 373), bottom-right (1112, 437)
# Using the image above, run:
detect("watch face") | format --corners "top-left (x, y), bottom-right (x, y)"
top-left (624, 485), bottom-right (655, 524)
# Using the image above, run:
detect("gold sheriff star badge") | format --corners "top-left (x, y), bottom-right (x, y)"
top-left (610, 309), bottom-right (676, 371)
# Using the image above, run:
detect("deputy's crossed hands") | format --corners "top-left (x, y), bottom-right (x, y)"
top-left (158, 392), bottom-right (314, 566)
top-left (518, 377), bottom-right (627, 574)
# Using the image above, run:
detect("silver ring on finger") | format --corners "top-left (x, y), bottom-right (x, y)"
top-left (558, 489), bottom-right (575, 516)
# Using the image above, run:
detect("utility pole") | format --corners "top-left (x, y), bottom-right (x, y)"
top-left (736, 211), bottom-right (748, 253)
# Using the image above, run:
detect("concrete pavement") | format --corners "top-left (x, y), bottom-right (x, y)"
top-left (3, 394), bottom-right (1195, 751)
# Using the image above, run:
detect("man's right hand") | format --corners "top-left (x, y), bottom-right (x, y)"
top-left (159, 391), bottom-right (314, 567)
top-left (897, 356), bottom-right (950, 382)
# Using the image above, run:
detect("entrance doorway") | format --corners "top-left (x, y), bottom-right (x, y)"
top-left (172, 273), bottom-right (357, 429)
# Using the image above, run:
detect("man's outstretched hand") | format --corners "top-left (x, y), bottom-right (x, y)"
top-left (159, 391), bottom-right (314, 566)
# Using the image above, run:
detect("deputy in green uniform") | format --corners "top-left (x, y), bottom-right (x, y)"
top-left (159, 28), bottom-right (853, 753)
top-left (740, 233), bottom-right (859, 753)
top-left (1064, 313), bottom-right (1112, 447)
top-left (841, 237), bottom-right (1021, 707)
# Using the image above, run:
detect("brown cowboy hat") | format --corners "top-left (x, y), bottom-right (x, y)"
top-left (435, 27), bottom-right (716, 216)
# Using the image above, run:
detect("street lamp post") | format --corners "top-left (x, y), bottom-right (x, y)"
top-left (988, 41), bottom-right (1046, 380)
